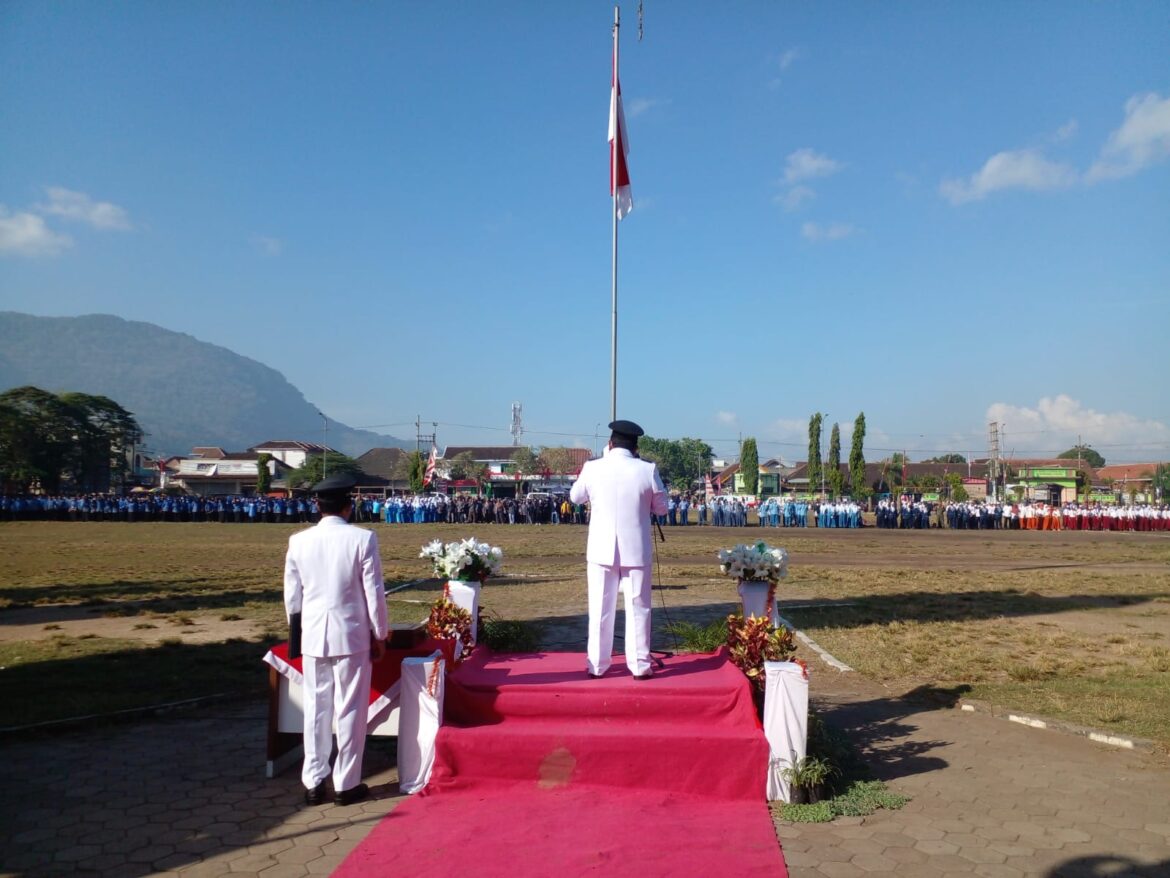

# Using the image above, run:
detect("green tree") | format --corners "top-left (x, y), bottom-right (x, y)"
top-left (807, 413), bottom-right (823, 496)
top-left (740, 437), bottom-right (759, 495)
top-left (508, 447), bottom-right (541, 479)
top-left (1058, 445), bottom-right (1105, 468)
top-left (0, 386), bottom-right (142, 492)
top-left (540, 446), bottom-right (578, 479)
top-left (924, 453), bottom-right (966, 464)
top-left (449, 451), bottom-right (488, 482)
top-left (410, 451), bottom-right (428, 493)
top-left (1153, 463), bottom-right (1170, 503)
top-left (849, 412), bottom-right (867, 498)
top-left (639, 436), bottom-right (714, 489)
top-left (255, 452), bottom-right (273, 495)
top-left (287, 451), bottom-right (361, 489)
top-left (944, 472), bottom-right (969, 502)
top-left (827, 423), bottom-right (842, 498)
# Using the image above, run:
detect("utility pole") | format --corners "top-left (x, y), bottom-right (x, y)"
top-left (318, 411), bottom-right (328, 479)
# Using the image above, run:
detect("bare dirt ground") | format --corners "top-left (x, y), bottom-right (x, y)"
top-left (4, 524), bottom-right (1167, 645)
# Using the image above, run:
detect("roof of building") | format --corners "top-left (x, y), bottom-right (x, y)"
top-left (354, 447), bottom-right (408, 481)
top-left (250, 440), bottom-right (329, 452)
top-left (191, 447), bottom-right (228, 459)
top-left (1095, 463), bottom-right (1158, 481)
top-left (443, 445), bottom-right (531, 461)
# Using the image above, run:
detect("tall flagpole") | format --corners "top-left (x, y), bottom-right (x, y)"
top-left (610, 5), bottom-right (620, 424)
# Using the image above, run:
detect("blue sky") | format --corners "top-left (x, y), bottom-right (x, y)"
top-left (2, 2), bottom-right (1168, 464)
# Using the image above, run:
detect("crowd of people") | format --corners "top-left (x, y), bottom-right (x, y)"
top-left (3, 491), bottom-right (1166, 531)
top-left (942, 500), bottom-right (1169, 531)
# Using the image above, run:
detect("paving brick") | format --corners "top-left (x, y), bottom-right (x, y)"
top-left (819, 861), bottom-right (865, 878)
top-left (957, 846), bottom-right (1007, 865)
top-left (850, 852), bottom-right (898, 872)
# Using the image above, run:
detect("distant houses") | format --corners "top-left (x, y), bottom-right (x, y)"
top-left (147, 439), bottom-right (1162, 505)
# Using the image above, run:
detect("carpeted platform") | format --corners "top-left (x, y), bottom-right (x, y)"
top-left (333, 648), bottom-right (787, 877)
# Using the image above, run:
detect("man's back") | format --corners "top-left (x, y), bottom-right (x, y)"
top-left (570, 448), bottom-right (667, 567)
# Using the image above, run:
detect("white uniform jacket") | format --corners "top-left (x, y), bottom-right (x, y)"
top-left (570, 447), bottom-right (669, 567)
top-left (284, 516), bottom-right (389, 658)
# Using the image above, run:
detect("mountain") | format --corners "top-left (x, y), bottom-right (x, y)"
top-left (0, 312), bottom-right (409, 457)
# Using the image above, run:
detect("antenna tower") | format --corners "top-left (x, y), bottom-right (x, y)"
top-left (510, 402), bottom-right (524, 446)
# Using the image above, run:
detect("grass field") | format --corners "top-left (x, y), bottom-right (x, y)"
top-left (1, 521), bottom-right (1168, 748)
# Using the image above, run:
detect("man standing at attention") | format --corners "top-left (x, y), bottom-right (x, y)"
top-left (570, 420), bottom-right (669, 679)
top-left (284, 473), bottom-right (389, 806)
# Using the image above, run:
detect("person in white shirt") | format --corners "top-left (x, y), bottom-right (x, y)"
top-left (284, 473), bottom-right (389, 807)
top-left (570, 420), bottom-right (669, 679)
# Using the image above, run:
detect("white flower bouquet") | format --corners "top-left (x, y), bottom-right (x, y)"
top-left (717, 540), bottom-right (789, 583)
top-left (420, 537), bottom-right (503, 582)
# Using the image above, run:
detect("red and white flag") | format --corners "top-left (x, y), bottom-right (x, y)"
top-left (609, 48), bottom-right (632, 219)
top-left (705, 474), bottom-right (717, 496)
top-left (423, 445), bottom-right (437, 488)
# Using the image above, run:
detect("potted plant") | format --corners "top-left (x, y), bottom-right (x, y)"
top-left (420, 537), bottom-right (503, 645)
top-left (717, 540), bottom-right (788, 624)
top-left (779, 756), bottom-right (837, 804)
top-left (426, 594), bottom-right (474, 659)
top-left (726, 613), bottom-right (798, 692)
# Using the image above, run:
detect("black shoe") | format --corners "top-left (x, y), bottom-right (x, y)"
top-left (304, 780), bottom-right (328, 806)
top-left (632, 672), bottom-right (653, 681)
top-left (587, 671), bottom-right (604, 679)
top-left (336, 783), bottom-right (370, 806)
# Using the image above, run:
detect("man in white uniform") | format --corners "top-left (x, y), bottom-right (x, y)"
top-left (284, 473), bottom-right (389, 806)
top-left (570, 419), bottom-right (669, 679)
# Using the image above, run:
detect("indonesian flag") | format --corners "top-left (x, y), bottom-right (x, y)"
top-left (609, 49), bottom-right (632, 219)
top-left (423, 445), bottom-right (437, 488)
top-left (706, 473), bottom-right (718, 496)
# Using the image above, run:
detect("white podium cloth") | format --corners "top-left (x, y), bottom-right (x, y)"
top-left (446, 580), bottom-right (482, 644)
top-left (737, 580), bottom-right (779, 626)
top-left (763, 660), bottom-right (809, 802)
top-left (398, 651), bottom-right (445, 794)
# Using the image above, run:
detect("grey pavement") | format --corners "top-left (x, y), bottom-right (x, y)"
top-left (3, 662), bottom-right (1169, 878)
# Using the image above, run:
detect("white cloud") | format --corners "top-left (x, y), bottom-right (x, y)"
top-left (36, 186), bottom-right (131, 230)
top-left (783, 148), bottom-right (842, 185)
top-left (1086, 91), bottom-right (1170, 182)
top-left (778, 48), bottom-right (802, 71)
top-left (0, 206), bottom-right (72, 257)
top-left (774, 185), bottom-right (815, 211)
top-left (252, 235), bottom-right (283, 256)
top-left (986, 395), bottom-right (1170, 456)
top-left (940, 149), bottom-right (1077, 204)
top-left (626, 97), bottom-right (668, 119)
top-left (801, 221), bottom-right (856, 242)
top-left (716, 411), bottom-right (738, 426)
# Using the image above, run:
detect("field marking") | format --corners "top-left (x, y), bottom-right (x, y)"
top-left (386, 578), bottom-right (429, 595)
top-left (1089, 732), bottom-right (1135, 749)
top-left (776, 614), bottom-right (853, 672)
top-left (1009, 715), bottom-right (1048, 729)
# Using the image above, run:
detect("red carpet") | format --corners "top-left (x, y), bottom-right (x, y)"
top-left (333, 649), bottom-right (788, 878)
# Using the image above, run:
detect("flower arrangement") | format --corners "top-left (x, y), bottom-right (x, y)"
top-left (420, 537), bottom-right (503, 582)
top-left (726, 613), bottom-right (797, 691)
top-left (717, 541), bottom-right (789, 583)
top-left (426, 595), bottom-right (474, 657)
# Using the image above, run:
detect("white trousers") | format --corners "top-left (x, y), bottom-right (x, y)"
top-left (586, 562), bottom-right (653, 677)
top-left (301, 651), bottom-right (372, 793)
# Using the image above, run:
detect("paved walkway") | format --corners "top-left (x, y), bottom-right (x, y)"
top-left (2, 660), bottom-right (1169, 877)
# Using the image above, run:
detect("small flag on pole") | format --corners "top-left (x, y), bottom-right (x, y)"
top-left (609, 47), bottom-right (632, 219)
top-left (423, 445), bottom-right (438, 488)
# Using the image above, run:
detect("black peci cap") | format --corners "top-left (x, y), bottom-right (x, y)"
top-left (312, 472), bottom-right (358, 495)
top-left (608, 419), bottom-right (645, 441)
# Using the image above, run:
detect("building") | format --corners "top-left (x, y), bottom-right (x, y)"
top-left (249, 440), bottom-right (331, 470)
top-left (162, 447), bottom-right (292, 496)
